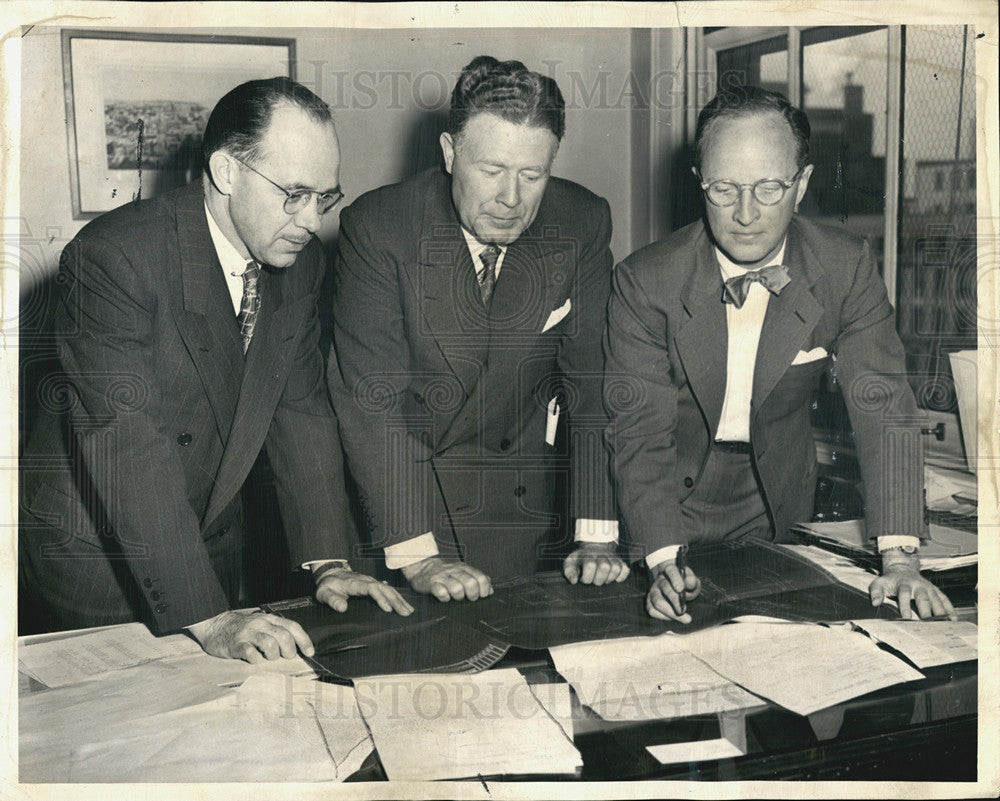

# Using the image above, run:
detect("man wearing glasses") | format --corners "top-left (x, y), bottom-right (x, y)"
top-left (20, 78), bottom-right (412, 663)
top-left (605, 86), bottom-right (956, 623)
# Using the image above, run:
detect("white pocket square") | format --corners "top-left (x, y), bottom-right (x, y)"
top-left (542, 298), bottom-right (572, 332)
top-left (791, 346), bottom-right (828, 365)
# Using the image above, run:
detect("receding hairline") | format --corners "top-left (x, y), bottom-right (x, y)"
top-left (698, 109), bottom-right (800, 159)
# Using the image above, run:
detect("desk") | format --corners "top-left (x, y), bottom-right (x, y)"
top-left (17, 572), bottom-right (978, 784)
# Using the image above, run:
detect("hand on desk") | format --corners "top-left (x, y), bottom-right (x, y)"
top-left (401, 556), bottom-right (493, 602)
top-left (870, 564), bottom-right (958, 621)
top-left (646, 558), bottom-right (702, 624)
top-left (187, 610), bottom-right (314, 663)
top-left (315, 568), bottom-right (414, 616)
top-left (563, 542), bottom-right (630, 585)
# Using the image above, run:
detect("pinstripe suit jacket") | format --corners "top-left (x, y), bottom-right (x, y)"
top-left (20, 181), bottom-right (352, 633)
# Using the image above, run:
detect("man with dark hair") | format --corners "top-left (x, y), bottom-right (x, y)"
top-left (20, 77), bottom-right (411, 662)
top-left (329, 56), bottom-right (628, 602)
top-left (606, 85), bottom-right (955, 622)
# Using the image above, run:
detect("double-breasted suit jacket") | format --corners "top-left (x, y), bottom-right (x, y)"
top-left (605, 216), bottom-right (926, 557)
top-left (328, 167), bottom-right (616, 579)
top-left (20, 181), bottom-right (353, 633)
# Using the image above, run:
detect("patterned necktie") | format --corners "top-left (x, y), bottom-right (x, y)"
top-left (722, 263), bottom-right (790, 309)
top-left (477, 244), bottom-right (501, 305)
top-left (237, 259), bottom-right (261, 354)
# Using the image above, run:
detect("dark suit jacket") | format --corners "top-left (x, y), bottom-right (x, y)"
top-left (328, 167), bottom-right (615, 578)
top-left (605, 217), bottom-right (926, 557)
top-left (20, 181), bottom-right (353, 632)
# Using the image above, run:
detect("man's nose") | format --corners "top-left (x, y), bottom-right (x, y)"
top-left (732, 186), bottom-right (760, 226)
top-left (496, 175), bottom-right (521, 208)
top-left (294, 194), bottom-right (324, 233)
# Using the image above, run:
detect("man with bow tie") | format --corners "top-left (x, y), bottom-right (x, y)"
top-left (605, 85), bottom-right (955, 622)
top-left (20, 78), bottom-right (412, 662)
top-left (328, 56), bottom-right (627, 602)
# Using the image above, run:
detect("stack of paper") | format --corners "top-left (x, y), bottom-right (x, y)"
top-left (774, 543), bottom-right (893, 607)
top-left (852, 619), bottom-right (978, 668)
top-left (674, 621), bottom-right (924, 716)
top-left (549, 634), bottom-right (764, 721)
top-left (20, 663), bottom-right (368, 781)
top-left (353, 669), bottom-right (581, 780)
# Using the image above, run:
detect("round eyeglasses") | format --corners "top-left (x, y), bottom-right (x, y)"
top-left (234, 157), bottom-right (344, 216)
top-left (699, 168), bottom-right (804, 207)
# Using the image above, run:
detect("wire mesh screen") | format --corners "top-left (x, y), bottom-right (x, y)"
top-left (897, 26), bottom-right (977, 411)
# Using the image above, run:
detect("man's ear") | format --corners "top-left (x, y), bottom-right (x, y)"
top-left (207, 151), bottom-right (238, 196)
top-left (440, 132), bottom-right (455, 175)
top-left (794, 164), bottom-right (814, 210)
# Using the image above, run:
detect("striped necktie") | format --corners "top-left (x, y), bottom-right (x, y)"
top-left (237, 259), bottom-right (261, 353)
top-left (477, 244), bottom-right (501, 305)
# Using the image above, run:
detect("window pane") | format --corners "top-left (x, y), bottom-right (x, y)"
top-left (800, 28), bottom-right (889, 271)
top-left (896, 26), bottom-right (976, 411)
top-left (716, 34), bottom-right (788, 96)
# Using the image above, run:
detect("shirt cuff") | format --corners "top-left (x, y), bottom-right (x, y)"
top-left (646, 545), bottom-right (684, 571)
top-left (384, 532), bottom-right (439, 571)
top-left (301, 559), bottom-right (349, 571)
top-left (574, 519), bottom-right (619, 543)
top-left (877, 535), bottom-right (921, 552)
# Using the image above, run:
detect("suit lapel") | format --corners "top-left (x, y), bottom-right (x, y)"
top-left (751, 227), bottom-right (825, 407)
top-left (172, 184), bottom-right (244, 444)
top-left (203, 264), bottom-right (304, 527)
top-left (673, 229), bottom-right (729, 438)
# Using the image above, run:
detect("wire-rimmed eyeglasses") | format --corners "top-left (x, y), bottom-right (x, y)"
top-left (699, 167), bottom-right (804, 207)
top-left (234, 157), bottom-right (344, 216)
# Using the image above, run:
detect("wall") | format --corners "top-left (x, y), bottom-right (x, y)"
top-left (18, 26), bottom-right (656, 292)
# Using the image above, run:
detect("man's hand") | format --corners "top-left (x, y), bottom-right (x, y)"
top-left (187, 610), bottom-right (314, 663)
top-left (314, 567), bottom-right (414, 616)
top-left (870, 563), bottom-right (958, 621)
top-left (563, 542), bottom-right (630, 586)
top-left (401, 556), bottom-right (493, 602)
top-left (646, 559), bottom-right (702, 624)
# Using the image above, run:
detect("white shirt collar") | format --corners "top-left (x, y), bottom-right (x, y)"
top-left (204, 202), bottom-right (253, 276)
top-left (460, 226), bottom-right (506, 263)
top-left (715, 238), bottom-right (787, 282)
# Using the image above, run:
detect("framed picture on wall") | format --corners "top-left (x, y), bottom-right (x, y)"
top-left (61, 30), bottom-right (296, 219)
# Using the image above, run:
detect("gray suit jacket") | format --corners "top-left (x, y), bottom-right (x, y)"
top-left (20, 181), bottom-right (353, 632)
top-left (328, 167), bottom-right (615, 578)
top-left (605, 217), bottom-right (926, 557)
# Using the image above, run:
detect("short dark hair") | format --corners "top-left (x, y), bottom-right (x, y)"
top-left (201, 77), bottom-right (332, 166)
top-left (446, 56), bottom-right (566, 141)
top-left (693, 85), bottom-right (811, 172)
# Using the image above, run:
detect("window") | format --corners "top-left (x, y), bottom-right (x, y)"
top-left (701, 25), bottom-right (977, 412)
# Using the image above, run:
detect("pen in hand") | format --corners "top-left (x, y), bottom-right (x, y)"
top-left (675, 545), bottom-right (689, 616)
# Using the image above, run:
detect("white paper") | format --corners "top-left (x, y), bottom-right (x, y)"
top-left (17, 622), bottom-right (203, 687)
top-left (550, 634), bottom-right (764, 722)
top-left (852, 619), bottom-right (978, 668)
top-left (774, 543), bottom-right (895, 608)
top-left (674, 621), bottom-right (924, 717)
top-left (948, 350), bottom-right (977, 473)
top-left (646, 737), bottom-right (745, 765)
top-left (545, 397), bottom-right (560, 445)
top-left (354, 669), bottom-right (582, 780)
top-left (19, 664), bottom-right (369, 782)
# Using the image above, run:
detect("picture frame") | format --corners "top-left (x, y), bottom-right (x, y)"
top-left (61, 30), bottom-right (296, 219)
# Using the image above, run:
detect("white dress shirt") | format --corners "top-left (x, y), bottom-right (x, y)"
top-left (204, 203), bottom-right (253, 315)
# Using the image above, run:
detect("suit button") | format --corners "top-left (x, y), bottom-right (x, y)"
top-left (143, 578), bottom-right (153, 588)
top-left (150, 591), bottom-right (160, 601)
top-left (177, 432), bottom-right (193, 446)
top-left (514, 485), bottom-right (526, 497)
top-left (154, 604), bottom-right (167, 614)
top-left (499, 438), bottom-right (511, 451)
top-left (414, 392), bottom-right (424, 405)
top-left (683, 476), bottom-right (694, 488)
top-left (219, 525), bottom-right (230, 536)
